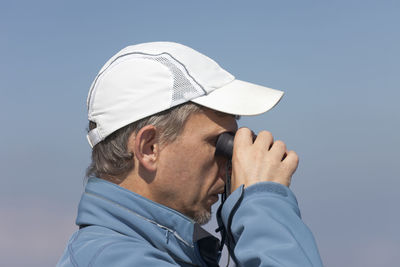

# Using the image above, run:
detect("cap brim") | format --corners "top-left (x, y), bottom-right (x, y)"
top-left (191, 79), bottom-right (284, 116)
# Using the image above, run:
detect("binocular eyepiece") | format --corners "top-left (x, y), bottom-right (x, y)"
top-left (215, 131), bottom-right (258, 198)
top-left (215, 131), bottom-right (258, 159)
top-left (215, 132), bottom-right (235, 159)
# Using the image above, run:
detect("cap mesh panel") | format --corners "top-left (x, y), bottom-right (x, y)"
top-left (142, 54), bottom-right (204, 106)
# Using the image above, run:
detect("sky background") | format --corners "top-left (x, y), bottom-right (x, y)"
top-left (1, 0), bottom-right (399, 266)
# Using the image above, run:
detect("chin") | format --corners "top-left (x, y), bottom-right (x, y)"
top-left (193, 210), bottom-right (212, 225)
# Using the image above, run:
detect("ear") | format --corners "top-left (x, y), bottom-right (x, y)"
top-left (130, 125), bottom-right (159, 172)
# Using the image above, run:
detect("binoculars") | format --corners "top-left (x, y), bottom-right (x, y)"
top-left (215, 131), bottom-right (257, 196)
top-left (215, 132), bottom-right (234, 196)
top-left (215, 131), bottom-right (258, 159)
top-left (215, 132), bottom-right (235, 159)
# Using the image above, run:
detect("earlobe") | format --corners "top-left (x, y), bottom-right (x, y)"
top-left (132, 125), bottom-right (159, 172)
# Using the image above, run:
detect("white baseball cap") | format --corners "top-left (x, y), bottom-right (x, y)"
top-left (87, 42), bottom-right (284, 147)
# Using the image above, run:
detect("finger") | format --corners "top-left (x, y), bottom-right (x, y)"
top-left (282, 150), bottom-right (299, 172)
top-left (253, 130), bottom-right (274, 149)
top-left (234, 127), bottom-right (254, 149)
top-left (268, 140), bottom-right (287, 161)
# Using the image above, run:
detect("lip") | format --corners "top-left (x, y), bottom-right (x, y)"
top-left (210, 194), bottom-right (219, 203)
top-left (215, 187), bottom-right (225, 195)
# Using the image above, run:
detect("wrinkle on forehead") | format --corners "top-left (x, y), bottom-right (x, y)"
top-left (174, 106), bottom-right (238, 142)
top-left (200, 109), bottom-right (238, 134)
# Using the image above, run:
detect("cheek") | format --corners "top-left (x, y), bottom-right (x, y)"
top-left (161, 144), bottom-right (217, 186)
top-left (188, 145), bottom-right (217, 175)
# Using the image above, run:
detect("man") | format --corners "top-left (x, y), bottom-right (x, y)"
top-left (58, 42), bottom-right (323, 266)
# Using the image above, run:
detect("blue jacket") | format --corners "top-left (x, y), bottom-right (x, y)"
top-left (57, 178), bottom-right (323, 266)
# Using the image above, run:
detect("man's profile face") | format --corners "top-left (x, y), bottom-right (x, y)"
top-left (154, 108), bottom-right (238, 224)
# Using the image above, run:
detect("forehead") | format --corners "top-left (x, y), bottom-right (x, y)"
top-left (182, 109), bottom-right (238, 137)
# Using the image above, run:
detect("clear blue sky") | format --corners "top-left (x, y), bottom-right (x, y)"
top-left (1, 1), bottom-right (399, 266)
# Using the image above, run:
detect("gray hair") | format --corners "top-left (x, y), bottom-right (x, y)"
top-left (86, 102), bottom-right (203, 184)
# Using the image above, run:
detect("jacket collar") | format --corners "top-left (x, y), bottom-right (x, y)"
top-left (76, 178), bottom-right (213, 248)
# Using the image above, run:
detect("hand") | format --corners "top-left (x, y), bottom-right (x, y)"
top-left (231, 128), bottom-right (299, 191)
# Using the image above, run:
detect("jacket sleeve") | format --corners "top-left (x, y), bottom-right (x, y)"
top-left (219, 182), bottom-right (323, 267)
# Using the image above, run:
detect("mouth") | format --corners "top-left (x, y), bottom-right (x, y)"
top-left (207, 187), bottom-right (224, 205)
top-left (209, 194), bottom-right (219, 204)
top-left (215, 187), bottom-right (225, 195)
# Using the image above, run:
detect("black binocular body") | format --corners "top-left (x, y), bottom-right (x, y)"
top-left (215, 132), bottom-right (235, 159)
top-left (216, 130), bottom-right (260, 160)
